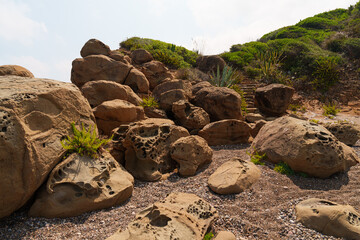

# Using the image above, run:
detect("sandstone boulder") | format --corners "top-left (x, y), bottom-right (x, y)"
top-left (122, 119), bottom-right (189, 181)
top-left (81, 80), bottom-right (141, 108)
top-left (153, 79), bottom-right (192, 100)
top-left (213, 231), bottom-right (237, 240)
top-left (199, 120), bottom-right (252, 146)
top-left (251, 116), bottom-right (359, 178)
top-left (29, 151), bottom-right (134, 218)
top-left (0, 76), bottom-right (95, 218)
top-left (245, 113), bottom-right (265, 123)
top-left (196, 55), bottom-right (226, 73)
top-left (255, 83), bottom-right (294, 117)
top-left (93, 99), bottom-right (146, 135)
top-left (250, 120), bottom-right (267, 138)
top-left (141, 60), bottom-right (174, 90)
top-left (143, 106), bottom-right (168, 119)
top-left (124, 68), bottom-right (150, 93)
top-left (170, 136), bottom-right (213, 176)
top-left (295, 198), bottom-right (360, 239)
top-left (192, 81), bottom-right (212, 95)
top-left (109, 50), bottom-right (131, 64)
top-left (324, 121), bottom-right (360, 146)
top-left (0, 65), bottom-right (34, 78)
top-left (208, 158), bottom-right (261, 194)
top-left (107, 192), bottom-right (217, 240)
top-left (130, 49), bottom-right (153, 64)
top-left (80, 39), bottom-right (111, 58)
top-left (159, 89), bottom-right (188, 111)
top-left (71, 55), bottom-right (132, 88)
top-left (192, 86), bottom-right (243, 121)
top-left (172, 100), bottom-right (210, 131)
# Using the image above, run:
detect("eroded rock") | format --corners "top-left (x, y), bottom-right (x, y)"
top-left (80, 39), bottom-right (111, 58)
top-left (324, 121), bottom-right (360, 146)
top-left (141, 61), bottom-right (173, 90)
top-left (172, 100), bottom-right (210, 131)
top-left (0, 65), bottom-right (34, 78)
top-left (124, 68), bottom-right (150, 94)
top-left (130, 49), bottom-right (153, 64)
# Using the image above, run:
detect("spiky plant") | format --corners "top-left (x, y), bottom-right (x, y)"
top-left (209, 65), bottom-right (239, 88)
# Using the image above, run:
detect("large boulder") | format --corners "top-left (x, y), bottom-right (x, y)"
top-left (295, 198), bottom-right (360, 239)
top-left (141, 61), bottom-right (174, 90)
top-left (152, 79), bottom-right (192, 100)
top-left (107, 192), bottom-right (218, 240)
top-left (251, 116), bottom-right (359, 178)
top-left (192, 86), bottom-right (243, 121)
top-left (172, 100), bottom-right (210, 131)
top-left (199, 120), bottom-right (252, 146)
top-left (196, 55), bottom-right (226, 73)
top-left (158, 89), bottom-right (188, 112)
top-left (93, 99), bottom-right (146, 135)
top-left (80, 39), bottom-right (111, 58)
top-left (71, 55), bottom-right (132, 88)
top-left (29, 152), bottom-right (134, 218)
top-left (81, 80), bottom-right (141, 108)
top-left (123, 68), bottom-right (150, 94)
top-left (130, 49), bottom-right (153, 64)
top-left (0, 65), bottom-right (34, 78)
top-left (122, 119), bottom-right (189, 181)
top-left (170, 136), bottom-right (213, 176)
top-left (255, 83), bottom-right (294, 117)
top-left (208, 158), bottom-right (261, 194)
top-left (213, 231), bottom-right (236, 240)
top-left (0, 76), bottom-right (95, 218)
top-left (324, 121), bottom-right (360, 146)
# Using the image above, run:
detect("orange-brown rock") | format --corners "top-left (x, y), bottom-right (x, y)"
top-left (153, 79), bottom-right (192, 100)
top-left (80, 39), bottom-right (111, 57)
top-left (159, 89), bottom-right (188, 111)
top-left (0, 76), bottom-right (95, 219)
top-left (130, 49), bottom-right (153, 64)
top-left (141, 60), bottom-right (174, 90)
top-left (124, 68), bottom-right (149, 93)
top-left (196, 55), bottom-right (226, 73)
top-left (172, 100), bottom-right (210, 131)
top-left (324, 121), bottom-right (360, 146)
top-left (250, 120), bottom-right (267, 138)
top-left (0, 65), bottom-right (34, 78)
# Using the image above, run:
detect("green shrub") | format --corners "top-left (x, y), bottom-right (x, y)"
top-left (203, 232), bottom-right (214, 240)
top-left (342, 38), bottom-right (360, 58)
top-left (140, 96), bottom-right (159, 108)
top-left (297, 16), bottom-right (338, 30)
top-left (323, 102), bottom-right (340, 116)
top-left (61, 122), bottom-right (112, 158)
top-left (247, 148), bottom-right (266, 165)
top-left (255, 48), bottom-right (284, 83)
top-left (311, 57), bottom-right (340, 91)
top-left (309, 119), bottom-right (320, 124)
top-left (209, 65), bottom-right (240, 88)
top-left (288, 104), bottom-right (306, 113)
top-left (274, 162), bottom-right (295, 175)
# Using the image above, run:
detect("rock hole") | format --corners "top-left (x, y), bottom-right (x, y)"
top-left (1, 126), bottom-right (7, 132)
top-left (42, 143), bottom-right (46, 148)
top-left (58, 169), bottom-right (63, 177)
top-left (75, 193), bottom-right (83, 197)
top-left (106, 185), bottom-right (112, 190)
top-left (109, 191), bottom-right (115, 195)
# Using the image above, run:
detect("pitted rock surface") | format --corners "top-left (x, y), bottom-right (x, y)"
top-left (324, 121), bottom-right (360, 146)
top-left (251, 116), bottom-right (359, 178)
top-left (0, 65), bottom-right (34, 78)
top-left (295, 198), bottom-right (360, 239)
top-left (172, 100), bottom-right (210, 131)
top-left (107, 192), bottom-right (217, 240)
top-left (80, 39), bottom-right (111, 58)
top-left (208, 158), bottom-right (261, 194)
top-left (122, 119), bottom-right (189, 181)
top-left (29, 152), bottom-right (134, 218)
top-left (0, 76), bottom-right (95, 218)
top-left (170, 136), bottom-right (213, 176)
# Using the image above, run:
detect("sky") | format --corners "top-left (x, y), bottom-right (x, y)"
top-left (0, 0), bottom-right (358, 82)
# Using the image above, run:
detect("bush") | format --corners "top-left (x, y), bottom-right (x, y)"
top-left (342, 38), bottom-right (360, 58)
top-left (61, 122), bottom-right (112, 158)
top-left (247, 148), bottom-right (266, 165)
top-left (203, 232), bottom-right (214, 240)
top-left (297, 16), bottom-right (338, 30)
top-left (311, 57), bottom-right (340, 91)
top-left (140, 96), bottom-right (159, 108)
top-left (274, 162), bottom-right (295, 175)
top-left (323, 102), bottom-right (340, 116)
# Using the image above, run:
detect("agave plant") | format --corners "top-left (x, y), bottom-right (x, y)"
top-left (209, 65), bottom-right (239, 88)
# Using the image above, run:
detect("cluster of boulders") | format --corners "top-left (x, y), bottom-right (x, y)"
top-left (1, 38), bottom-right (360, 239)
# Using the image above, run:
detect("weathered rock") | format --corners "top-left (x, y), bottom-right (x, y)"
top-left (170, 136), bottom-right (213, 176)
top-left (0, 65), bottom-right (34, 78)
top-left (255, 83), bottom-right (294, 117)
top-left (144, 106), bottom-right (167, 119)
top-left (159, 89), bottom-right (188, 111)
top-left (208, 158), bottom-right (260, 194)
top-left (251, 116), bottom-right (359, 178)
top-left (172, 100), bottom-right (210, 131)
top-left (141, 61), bottom-right (174, 90)
top-left (109, 50), bottom-right (130, 64)
top-left (196, 55), bottom-right (226, 73)
top-left (80, 39), bottom-right (111, 58)
top-left (192, 86), bottom-right (243, 121)
top-left (245, 113), bottom-right (265, 123)
top-left (107, 192), bottom-right (217, 240)
top-left (122, 119), bottom-right (189, 181)
top-left (124, 68), bottom-right (149, 93)
top-left (71, 55), bottom-right (132, 88)
top-left (213, 231), bottom-right (237, 240)
top-left (153, 79), bottom-right (192, 100)
top-left (93, 99), bottom-right (146, 135)
top-left (0, 76), bottom-right (95, 218)
top-left (295, 198), bottom-right (360, 239)
top-left (130, 49), bottom-right (153, 64)
top-left (250, 120), bottom-right (267, 138)
top-left (324, 121), bottom-right (360, 146)
top-left (199, 120), bottom-right (252, 146)
top-left (192, 81), bottom-right (212, 95)
top-left (81, 80), bottom-right (141, 108)
top-left (29, 152), bottom-right (134, 218)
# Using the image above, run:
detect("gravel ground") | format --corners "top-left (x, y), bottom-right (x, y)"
top-left (1, 143), bottom-right (360, 240)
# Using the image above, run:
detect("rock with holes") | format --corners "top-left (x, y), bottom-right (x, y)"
top-left (295, 198), bottom-right (360, 239)
top-left (208, 158), bottom-right (260, 194)
top-left (71, 55), bottom-right (132, 88)
top-left (93, 99), bottom-right (146, 136)
top-left (255, 83), bottom-right (294, 117)
top-left (122, 119), bottom-right (189, 181)
top-left (172, 100), bottom-right (210, 131)
top-left (251, 116), bottom-right (359, 178)
top-left (0, 76), bottom-right (95, 219)
top-left (80, 39), bottom-right (111, 58)
top-left (141, 61), bottom-right (174, 90)
top-left (130, 49), bottom-right (153, 64)
top-left (324, 121), bottom-right (360, 146)
top-left (107, 192), bottom-right (218, 240)
top-left (81, 80), bottom-right (141, 108)
top-left (199, 120), bottom-right (252, 146)
top-left (170, 136), bottom-right (213, 176)
top-left (124, 68), bottom-right (150, 94)
top-left (29, 151), bottom-right (134, 218)
top-left (0, 65), bottom-right (34, 78)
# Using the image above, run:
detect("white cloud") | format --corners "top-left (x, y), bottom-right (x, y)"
top-left (54, 59), bottom-right (72, 82)
top-left (0, 0), bottom-right (47, 45)
top-left (146, 0), bottom-right (167, 16)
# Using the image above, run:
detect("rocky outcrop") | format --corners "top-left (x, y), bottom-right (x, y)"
top-left (0, 76), bottom-right (95, 218)
top-left (81, 80), bottom-right (141, 108)
top-left (107, 192), bottom-right (218, 240)
top-left (0, 65), bottom-right (34, 78)
top-left (153, 79), bottom-right (192, 100)
top-left (255, 83), bottom-right (294, 117)
top-left (172, 100), bottom-right (210, 131)
top-left (192, 86), bottom-right (243, 121)
top-left (199, 120), bottom-right (252, 146)
top-left (324, 121), bottom-right (360, 146)
top-left (130, 49), bottom-right (153, 64)
top-left (251, 116), bottom-right (359, 178)
top-left (208, 158), bottom-right (261, 194)
top-left (93, 99), bottom-right (145, 135)
top-left (170, 136), bottom-right (213, 176)
top-left (80, 39), bottom-right (111, 58)
top-left (159, 89), bottom-right (188, 111)
top-left (143, 106), bottom-right (167, 119)
top-left (29, 152), bottom-right (134, 218)
top-left (123, 68), bottom-right (150, 94)
top-left (122, 119), bottom-right (189, 181)
top-left (245, 113), bottom-right (265, 123)
top-left (295, 198), bottom-right (360, 239)
top-left (196, 55), bottom-right (226, 73)
top-left (141, 60), bottom-right (174, 90)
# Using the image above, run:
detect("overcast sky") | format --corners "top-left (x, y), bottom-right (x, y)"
top-left (0, 0), bottom-right (358, 82)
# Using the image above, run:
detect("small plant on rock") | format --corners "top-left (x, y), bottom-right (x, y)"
top-left (323, 102), bottom-right (340, 117)
top-left (274, 162), bottom-right (295, 176)
top-left (246, 147), bottom-right (266, 165)
top-left (140, 96), bottom-right (159, 108)
top-left (203, 232), bottom-right (214, 240)
top-left (309, 119), bottom-right (320, 124)
top-left (61, 122), bottom-right (112, 158)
